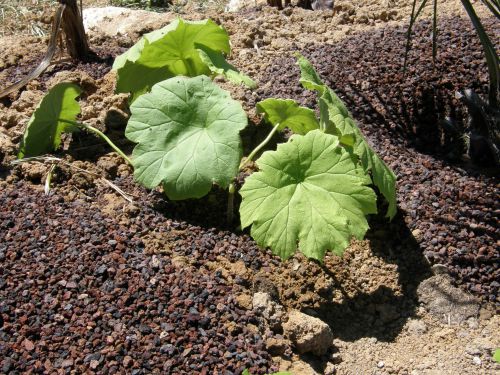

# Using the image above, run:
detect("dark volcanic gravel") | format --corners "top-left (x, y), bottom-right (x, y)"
top-left (0, 12), bottom-right (499, 375)
top-left (0, 183), bottom-right (276, 374)
top-left (255, 16), bottom-right (499, 302)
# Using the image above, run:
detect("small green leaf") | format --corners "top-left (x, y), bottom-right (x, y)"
top-left (196, 45), bottom-right (257, 89)
top-left (256, 98), bottom-right (319, 135)
top-left (296, 52), bottom-right (327, 93)
top-left (126, 75), bottom-right (248, 200)
top-left (296, 55), bottom-right (397, 219)
top-left (493, 348), bottom-right (500, 363)
top-left (18, 83), bottom-right (81, 158)
top-left (240, 130), bottom-right (377, 260)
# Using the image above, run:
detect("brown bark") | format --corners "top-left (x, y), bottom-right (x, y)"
top-left (59, 0), bottom-right (89, 60)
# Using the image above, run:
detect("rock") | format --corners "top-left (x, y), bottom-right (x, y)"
top-left (253, 275), bottom-right (279, 300)
top-left (265, 337), bottom-right (289, 356)
top-left (330, 352), bottom-right (342, 364)
top-left (431, 264), bottom-right (449, 275)
top-left (82, 7), bottom-right (171, 38)
top-left (417, 274), bottom-right (480, 324)
top-left (406, 319), bottom-right (427, 335)
top-left (123, 356), bottom-right (133, 368)
top-left (236, 294), bottom-right (252, 310)
top-left (324, 362), bottom-right (336, 375)
top-left (61, 359), bottom-right (74, 368)
top-left (472, 356), bottom-right (481, 365)
top-left (252, 292), bottom-right (284, 332)
top-left (312, 0), bottom-right (334, 10)
top-left (225, 0), bottom-right (267, 12)
top-left (282, 310), bottom-right (333, 356)
top-left (23, 339), bottom-right (35, 351)
top-left (90, 360), bottom-right (100, 370)
top-left (465, 345), bottom-right (481, 356)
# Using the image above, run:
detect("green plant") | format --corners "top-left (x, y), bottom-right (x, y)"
top-left (237, 56), bottom-right (396, 260)
top-left (113, 18), bottom-right (256, 102)
top-left (123, 53), bottom-right (396, 261)
top-left (17, 82), bottom-right (131, 164)
top-left (17, 21), bottom-right (396, 263)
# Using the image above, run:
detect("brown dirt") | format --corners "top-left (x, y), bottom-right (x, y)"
top-left (0, 1), bottom-right (499, 374)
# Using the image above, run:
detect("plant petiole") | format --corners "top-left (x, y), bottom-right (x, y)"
top-left (239, 122), bottom-right (281, 170)
top-left (227, 182), bottom-right (236, 224)
top-left (58, 118), bottom-right (132, 165)
top-left (227, 122), bottom-right (281, 224)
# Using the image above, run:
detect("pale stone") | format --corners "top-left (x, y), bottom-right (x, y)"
top-left (282, 309), bottom-right (333, 355)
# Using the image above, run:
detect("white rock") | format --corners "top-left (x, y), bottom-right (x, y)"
top-left (312, 0), bottom-right (334, 10)
top-left (283, 310), bottom-right (333, 356)
top-left (377, 361), bottom-right (385, 368)
top-left (225, 0), bottom-right (266, 12)
top-left (252, 292), bottom-right (283, 331)
top-left (82, 7), bottom-right (170, 37)
top-left (472, 356), bottom-right (481, 365)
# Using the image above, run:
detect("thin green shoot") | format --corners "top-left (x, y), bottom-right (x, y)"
top-left (57, 118), bottom-right (132, 165)
top-left (44, 163), bottom-right (56, 195)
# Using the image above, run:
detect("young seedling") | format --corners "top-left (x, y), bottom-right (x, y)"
top-left (16, 20), bottom-right (396, 264)
top-left (124, 53), bottom-right (396, 261)
top-left (18, 82), bottom-right (131, 165)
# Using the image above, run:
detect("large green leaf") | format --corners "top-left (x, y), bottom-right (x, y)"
top-left (256, 98), bottom-right (319, 135)
top-left (112, 20), bottom-right (180, 70)
top-left (296, 55), bottom-right (397, 219)
top-left (115, 19), bottom-right (232, 99)
top-left (137, 19), bottom-right (229, 73)
top-left (18, 83), bottom-right (81, 158)
top-left (126, 75), bottom-right (248, 200)
top-left (196, 45), bottom-right (257, 88)
top-left (240, 130), bottom-right (377, 260)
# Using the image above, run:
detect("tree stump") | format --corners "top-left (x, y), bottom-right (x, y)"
top-left (59, 0), bottom-right (89, 60)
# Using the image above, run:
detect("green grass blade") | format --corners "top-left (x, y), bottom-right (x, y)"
top-left (461, 0), bottom-right (500, 106)
top-left (403, 0), bottom-right (430, 74)
top-left (432, 0), bottom-right (438, 63)
top-left (481, 0), bottom-right (500, 19)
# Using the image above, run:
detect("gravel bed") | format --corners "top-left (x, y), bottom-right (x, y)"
top-left (0, 183), bottom-right (277, 374)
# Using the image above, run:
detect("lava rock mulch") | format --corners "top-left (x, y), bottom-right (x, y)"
top-left (256, 16), bottom-right (499, 302)
top-left (0, 183), bottom-right (276, 374)
top-left (0, 12), bottom-right (499, 375)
